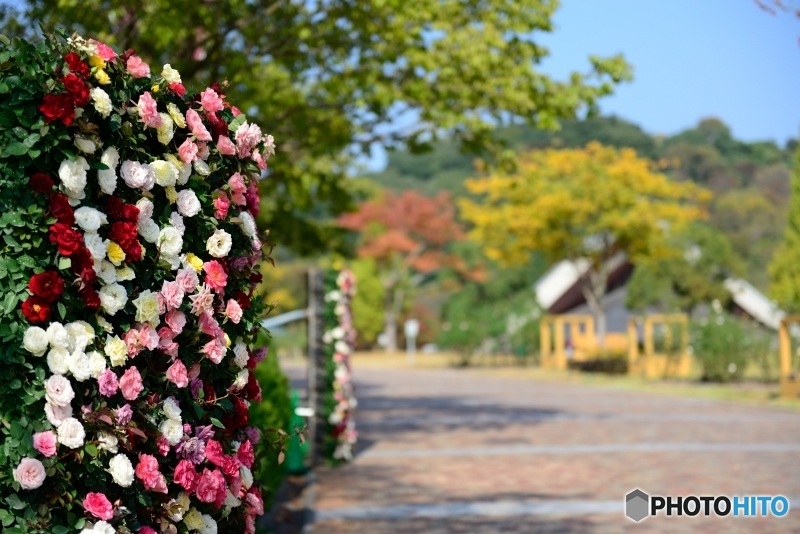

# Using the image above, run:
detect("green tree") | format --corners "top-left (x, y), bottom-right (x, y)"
top-left (349, 258), bottom-right (385, 348)
top-left (12, 0), bottom-right (631, 254)
top-left (769, 144), bottom-right (800, 310)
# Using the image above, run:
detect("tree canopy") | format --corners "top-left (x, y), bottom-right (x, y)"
top-left (4, 0), bottom-right (632, 254)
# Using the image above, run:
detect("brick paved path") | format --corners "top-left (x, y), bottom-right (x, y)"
top-left (293, 365), bottom-right (800, 533)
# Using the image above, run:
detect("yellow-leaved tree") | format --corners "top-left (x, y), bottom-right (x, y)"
top-left (460, 142), bottom-right (711, 345)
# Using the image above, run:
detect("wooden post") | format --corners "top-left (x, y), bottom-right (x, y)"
top-left (540, 317), bottom-right (551, 367)
top-left (554, 316), bottom-right (565, 370)
top-left (780, 318), bottom-right (792, 379)
top-left (306, 269), bottom-right (326, 467)
top-left (627, 318), bottom-right (639, 373)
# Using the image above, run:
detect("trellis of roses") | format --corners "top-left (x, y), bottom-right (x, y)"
top-left (0, 30), bottom-right (278, 534)
top-left (321, 268), bottom-right (357, 464)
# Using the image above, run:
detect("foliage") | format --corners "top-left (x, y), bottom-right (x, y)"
top-left (10, 0), bottom-right (632, 255)
top-left (0, 32), bottom-right (282, 533)
top-left (349, 258), bottom-right (385, 348)
top-left (338, 190), bottom-right (469, 351)
top-left (769, 144), bottom-right (800, 312)
top-left (461, 143), bottom-right (710, 343)
top-left (689, 312), bottom-right (762, 383)
top-left (567, 349), bottom-right (628, 374)
top-left (626, 223), bottom-right (744, 313)
top-left (321, 269), bottom-right (357, 464)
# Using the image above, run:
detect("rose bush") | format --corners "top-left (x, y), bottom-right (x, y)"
top-left (0, 31), bottom-right (280, 533)
top-left (321, 269), bottom-right (357, 463)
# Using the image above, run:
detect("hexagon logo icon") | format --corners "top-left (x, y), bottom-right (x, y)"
top-left (626, 489), bottom-right (649, 522)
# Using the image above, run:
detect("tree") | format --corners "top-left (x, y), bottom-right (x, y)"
top-left (338, 190), bottom-right (467, 352)
top-left (625, 223), bottom-right (744, 313)
top-left (8, 0), bottom-right (631, 254)
top-left (460, 143), bottom-right (710, 345)
top-left (769, 144), bottom-right (800, 310)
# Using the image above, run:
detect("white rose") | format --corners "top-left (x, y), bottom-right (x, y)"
top-left (233, 342), bottom-right (249, 368)
top-left (150, 159), bottom-right (178, 187)
top-left (206, 229), bottom-right (232, 258)
top-left (46, 322), bottom-right (68, 348)
top-left (58, 157), bottom-right (89, 193)
top-left (95, 260), bottom-right (118, 285)
top-left (45, 402), bottom-right (72, 427)
top-left (65, 322), bottom-right (90, 353)
top-left (199, 514), bottom-right (218, 534)
top-left (158, 227), bottom-right (183, 257)
top-left (98, 169), bottom-right (117, 195)
top-left (240, 465), bottom-right (253, 489)
top-left (23, 326), bottom-right (49, 356)
top-left (63, 187), bottom-right (86, 206)
top-left (136, 198), bottom-right (154, 221)
top-left (45, 374), bottom-right (75, 407)
top-left (99, 283), bottom-right (128, 316)
top-left (84, 233), bottom-right (109, 261)
top-left (116, 266), bottom-right (136, 281)
top-left (331, 326), bottom-right (345, 340)
top-left (97, 431), bottom-right (119, 453)
top-left (101, 146), bottom-right (120, 170)
top-left (74, 207), bottom-right (108, 232)
top-left (88, 351), bottom-right (107, 379)
top-left (74, 137), bottom-right (97, 154)
top-left (159, 418), bottom-right (184, 445)
top-left (14, 458), bottom-right (46, 490)
top-left (223, 490), bottom-right (242, 508)
top-left (176, 492), bottom-right (191, 514)
top-left (335, 340), bottom-right (351, 355)
top-left (120, 160), bottom-right (155, 191)
top-left (163, 397), bottom-right (182, 421)
top-left (105, 335), bottom-right (128, 367)
top-left (157, 113), bottom-right (175, 145)
top-left (176, 189), bottom-right (200, 217)
top-left (57, 417), bottom-right (86, 449)
top-left (47, 347), bottom-right (71, 375)
top-left (91, 87), bottom-right (113, 118)
top-left (68, 351), bottom-right (92, 382)
top-left (167, 103), bottom-right (187, 129)
top-left (90, 521), bottom-right (116, 534)
top-left (170, 212), bottom-right (185, 235)
top-left (176, 160), bottom-right (192, 185)
top-left (239, 211), bottom-right (256, 238)
top-left (138, 218), bottom-right (160, 244)
top-left (75, 320), bottom-right (96, 343)
top-left (132, 290), bottom-right (161, 326)
top-left (161, 64), bottom-right (182, 84)
top-left (193, 159), bottom-right (210, 176)
top-left (96, 315), bottom-right (114, 333)
top-left (232, 369), bottom-right (249, 391)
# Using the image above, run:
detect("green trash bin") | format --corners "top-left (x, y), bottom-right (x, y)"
top-left (285, 389), bottom-right (309, 475)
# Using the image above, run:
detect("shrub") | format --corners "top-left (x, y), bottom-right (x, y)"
top-left (568, 349), bottom-right (629, 374)
top-left (689, 312), bottom-right (752, 382)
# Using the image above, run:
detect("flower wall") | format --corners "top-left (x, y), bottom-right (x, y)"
top-left (0, 32), bottom-right (276, 534)
top-left (321, 269), bottom-right (357, 463)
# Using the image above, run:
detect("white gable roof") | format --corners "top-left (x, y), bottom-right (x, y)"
top-left (724, 278), bottom-right (785, 330)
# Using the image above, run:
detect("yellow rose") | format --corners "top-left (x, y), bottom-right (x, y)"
top-left (107, 241), bottom-right (126, 266)
top-left (89, 55), bottom-right (106, 69)
top-left (105, 335), bottom-right (128, 367)
top-left (166, 103), bottom-right (186, 129)
top-left (185, 253), bottom-right (204, 273)
top-left (183, 508), bottom-right (204, 531)
top-left (164, 186), bottom-right (179, 204)
top-left (132, 290), bottom-right (160, 327)
top-left (225, 333), bottom-right (231, 348)
top-left (151, 84), bottom-right (160, 93)
top-left (94, 69), bottom-right (111, 85)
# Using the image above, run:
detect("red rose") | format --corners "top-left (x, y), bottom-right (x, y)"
top-left (223, 396), bottom-right (249, 431)
top-left (203, 383), bottom-right (217, 404)
top-left (234, 291), bottom-right (251, 310)
top-left (121, 203), bottom-right (140, 222)
top-left (21, 296), bottom-right (51, 323)
top-left (105, 196), bottom-right (125, 220)
top-left (28, 271), bottom-right (64, 303)
top-left (207, 111), bottom-right (228, 139)
top-left (108, 221), bottom-right (142, 261)
top-left (79, 286), bottom-right (100, 310)
top-left (61, 74), bottom-right (90, 107)
top-left (168, 82), bottom-right (186, 97)
top-left (63, 52), bottom-right (89, 77)
top-left (71, 247), bottom-right (97, 284)
top-left (30, 173), bottom-right (55, 195)
top-left (49, 223), bottom-right (83, 257)
top-left (38, 93), bottom-right (75, 125)
top-left (243, 371), bottom-right (262, 403)
top-left (50, 193), bottom-right (75, 225)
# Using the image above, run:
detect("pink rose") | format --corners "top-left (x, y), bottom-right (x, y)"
top-left (116, 404), bottom-right (133, 425)
top-left (217, 136), bottom-right (236, 156)
top-left (237, 440), bottom-right (255, 468)
top-left (203, 260), bottom-right (228, 292)
top-left (14, 458), bottom-right (46, 490)
top-left (97, 368), bottom-right (119, 397)
top-left (124, 329), bottom-right (144, 357)
top-left (245, 426), bottom-right (261, 445)
top-left (155, 292), bottom-right (166, 316)
top-left (203, 339), bottom-right (226, 364)
top-left (166, 359), bottom-right (189, 388)
top-left (222, 455), bottom-right (241, 477)
top-left (156, 436), bottom-right (170, 456)
top-left (135, 454), bottom-right (168, 493)
top-left (83, 492), bottom-right (114, 520)
top-left (32, 431), bottom-right (58, 457)
top-left (136, 91), bottom-right (162, 128)
top-left (139, 323), bottom-right (159, 350)
top-left (127, 55), bottom-right (151, 78)
top-left (199, 311), bottom-right (224, 340)
top-left (196, 141), bottom-right (210, 160)
top-left (189, 362), bottom-right (202, 381)
top-left (205, 440), bottom-right (225, 467)
top-left (245, 488), bottom-right (265, 516)
top-left (235, 122), bottom-right (262, 158)
top-left (246, 181), bottom-right (260, 217)
top-left (178, 138), bottom-right (198, 163)
top-left (245, 515), bottom-right (256, 534)
top-left (176, 269), bottom-right (199, 294)
top-left (189, 284), bottom-right (215, 315)
top-left (200, 88), bottom-right (224, 113)
top-left (139, 528), bottom-right (158, 534)
top-left (173, 459), bottom-right (198, 492)
top-left (252, 149), bottom-right (267, 170)
top-left (228, 172), bottom-right (247, 205)
top-left (166, 309), bottom-right (187, 335)
top-left (195, 468), bottom-right (226, 505)
top-left (225, 299), bottom-right (243, 324)
top-left (186, 109), bottom-right (212, 141)
top-left (119, 367), bottom-right (144, 401)
top-left (161, 280), bottom-right (185, 311)
top-left (93, 41), bottom-right (117, 61)
top-left (213, 193), bottom-right (230, 219)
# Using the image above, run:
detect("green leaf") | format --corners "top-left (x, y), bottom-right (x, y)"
top-left (51, 527), bottom-right (69, 534)
top-left (210, 417), bottom-right (225, 428)
top-left (85, 443), bottom-right (98, 457)
top-left (5, 493), bottom-right (26, 510)
top-left (2, 142), bottom-right (27, 157)
top-left (22, 133), bottom-right (40, 148)
top-left (17, 255), bottom-right (35, 268)
top-left (57, 302), bottom-right (66, 320)
top-left (228, 113), bottom-right (247, 133)
top-left (58, 257), bottom-right (71, 270)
